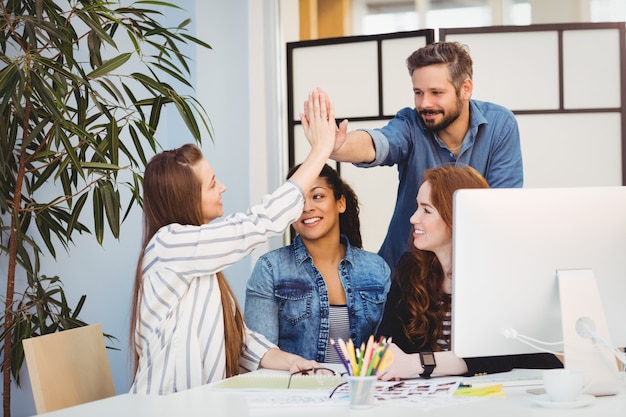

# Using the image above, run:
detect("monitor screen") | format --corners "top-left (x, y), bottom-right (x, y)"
top-left (451, 186), bottom-right (626, 384)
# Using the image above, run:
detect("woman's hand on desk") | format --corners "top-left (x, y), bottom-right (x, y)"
top-left (376, 344), bottom-right (469, 381)
top-left (377, 343), bottom-right (421, 381)
top-left (260, 347), bottom-right (321, 374)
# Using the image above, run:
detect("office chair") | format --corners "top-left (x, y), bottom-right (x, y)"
top-left (22, 323), bottom-right (116, 414)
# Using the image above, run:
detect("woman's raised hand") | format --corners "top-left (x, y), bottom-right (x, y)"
top-left (300, 87), bottom-right (337, 159)
top-left (288, 88), bottom-right (338, 193)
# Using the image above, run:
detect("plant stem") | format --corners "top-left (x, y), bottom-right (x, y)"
top-left (3, 96), bottom-right (31, 417)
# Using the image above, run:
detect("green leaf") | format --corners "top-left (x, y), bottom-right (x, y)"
top-left (148, 95), bottom-right (164, 132)
top-left (87, 52), bottom-right (132, 79)
top-left (72, 295), bottom-right (87, 319)
top-left (81, 162), bottom-right (121, 171)
top-left (108, 117), bottom-right (120, 167)
top-left (93, 185), bottom-right (104, 245)
top-left (100, 181), bottom-right (120, 239)
top-left (128, 125), bottom-right (148, 166)
top-left (66, 193), bottom-right (89, 239)
top-left (135, 1), bottom-right (184, 10)
top-left (181, 33), bottom-right (212, 50)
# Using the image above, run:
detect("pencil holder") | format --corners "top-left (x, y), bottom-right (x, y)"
top-left (346, 375), bottom-right (377, 409)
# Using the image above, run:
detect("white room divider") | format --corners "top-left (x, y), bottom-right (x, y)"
top-left (440, 22), bottom-right (626, 188)
top-left (286, 22), bottom-right (625, 253)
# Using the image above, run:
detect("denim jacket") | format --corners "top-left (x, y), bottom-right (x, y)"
top-left (244, 235), bottom-right (391, 363)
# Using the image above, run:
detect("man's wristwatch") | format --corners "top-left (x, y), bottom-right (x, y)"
top-left (419, 351), bottom-right (436, 378)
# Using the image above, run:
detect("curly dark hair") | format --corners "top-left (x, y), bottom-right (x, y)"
top-left (287, 163), bottom-right (362, 248)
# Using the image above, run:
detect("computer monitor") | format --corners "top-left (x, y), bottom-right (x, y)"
top-left (452, 186), bottom-right (626, 395)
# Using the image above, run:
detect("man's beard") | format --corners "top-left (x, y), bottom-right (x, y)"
top-left (419, 96), bottom-right (464, 132)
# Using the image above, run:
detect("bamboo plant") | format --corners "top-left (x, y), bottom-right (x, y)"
top-left (0, 1), bottom-right (211, 415)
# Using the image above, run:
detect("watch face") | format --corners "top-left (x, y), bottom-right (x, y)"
top-left (422, 353), bottom-right (436, 366)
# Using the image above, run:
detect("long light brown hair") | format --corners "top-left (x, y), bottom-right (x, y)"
top-left (130, 144), bottom-right (245, 378)
top-left (393, 165), bottom-right (489, 350)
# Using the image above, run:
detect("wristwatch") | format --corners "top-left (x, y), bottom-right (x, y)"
top-left (419, 351), bottom-right (436, 378)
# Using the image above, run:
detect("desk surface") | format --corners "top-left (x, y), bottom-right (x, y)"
top-left (32, 391), bottom-right (249, 417)
top-left (34, 370), bottom-right (626, 417)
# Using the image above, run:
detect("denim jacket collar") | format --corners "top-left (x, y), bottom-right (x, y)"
top-left (292, 234), bottom-right (355, 267)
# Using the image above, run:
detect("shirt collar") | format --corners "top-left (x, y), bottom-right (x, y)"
top-left (293, 234), bottom-right (354, 266)
top-left (469, 99), bottom-right (489, 132)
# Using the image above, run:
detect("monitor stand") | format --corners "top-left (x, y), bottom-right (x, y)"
top-left (557, 268), bottom-right (621, 396)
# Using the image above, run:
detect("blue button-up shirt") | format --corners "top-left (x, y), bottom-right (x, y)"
top-left (244, 235), bottom-right (391, 363)
top-left (358, 99), bottom-right (523, 270)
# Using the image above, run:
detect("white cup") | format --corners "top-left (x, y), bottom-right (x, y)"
top-left (542, 369), bottom-right (590, 402)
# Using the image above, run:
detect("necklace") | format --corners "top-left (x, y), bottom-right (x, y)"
top-left (448, 143), bottom-right (462, 156)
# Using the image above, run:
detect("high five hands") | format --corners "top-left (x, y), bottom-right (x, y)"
top-left (300, 87), bottom-right (349, 156)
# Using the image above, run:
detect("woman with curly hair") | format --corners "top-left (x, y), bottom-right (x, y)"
top-left (376, 165), bottom-right (562, 380)
top-left (245, 163), bottom-right (390, 363)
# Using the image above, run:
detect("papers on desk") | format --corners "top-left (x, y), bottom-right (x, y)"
top-left (245, 392), bottom-right (332, 408)
top-left (335, 377), bottom-right (467, 403)
top-left (209, 371), bottom-right (490, 409)
top-left (336, 377), bottom-right (462, 400)
top-left (210, 369), bottom-right (342, 390)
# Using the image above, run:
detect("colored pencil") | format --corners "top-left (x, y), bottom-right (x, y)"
top-left (330, 338), bottom-right (352, 375)
top-left (360, 336), bottom-right (374, 376)
top-left (338, 335), bottom-right (393, 376)
top-left (345, 338), bottom-right (358, 375)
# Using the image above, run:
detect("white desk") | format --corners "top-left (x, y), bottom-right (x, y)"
top-left (32, 391), bottom-right (250, 417)
top-left (33, 371), bottom-right (626, 417)
top-left (246, 385), bottom-right (626, 417)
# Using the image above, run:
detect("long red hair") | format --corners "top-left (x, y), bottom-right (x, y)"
top-left (393, 165), bottom-right (489, 350)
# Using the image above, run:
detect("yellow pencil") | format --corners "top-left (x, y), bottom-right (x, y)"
top-left (346, 338), bottom-right (358, 375)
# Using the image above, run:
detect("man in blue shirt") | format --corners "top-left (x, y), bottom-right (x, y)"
top-left (327, 41), bottom-right (523, 271)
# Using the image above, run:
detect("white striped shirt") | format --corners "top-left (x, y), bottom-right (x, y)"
top-left (325, 305), bottom-right (350, 363)
top-left (131, 182), bottom-right (304, 395)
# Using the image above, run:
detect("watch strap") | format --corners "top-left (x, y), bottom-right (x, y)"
top-left (419, 351), bottom-right (436, 378)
